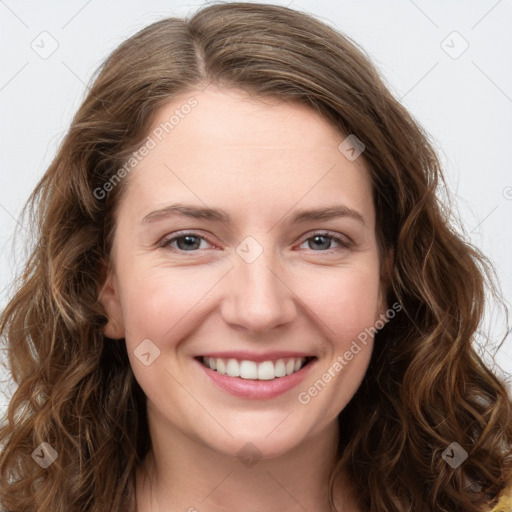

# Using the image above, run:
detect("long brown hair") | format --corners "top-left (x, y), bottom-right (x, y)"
top-left (1, 2), bottom-right (511, 511)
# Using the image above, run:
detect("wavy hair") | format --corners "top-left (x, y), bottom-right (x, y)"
top-left (1, 2), bottom-right (511, 511)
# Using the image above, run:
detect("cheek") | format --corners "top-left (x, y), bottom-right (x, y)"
top-left (119, 264), bottom-right (221, 345)
top-left (118, 267), bottom-right (214, 404)
top-left (295, 268), bottom-right (379, 424)
top-left (295, 262), bottom-right (382, 343)
top-left (333, 279), bottom-right (382, 345)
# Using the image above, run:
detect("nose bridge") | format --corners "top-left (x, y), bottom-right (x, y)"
top-left (221, 235), bottom-right (296, 332)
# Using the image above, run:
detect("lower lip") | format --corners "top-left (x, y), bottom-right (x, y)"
top-left (195, 358), bottom-right (315, 399)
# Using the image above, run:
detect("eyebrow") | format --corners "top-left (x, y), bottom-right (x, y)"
top-left (141, 203), bottom-right (366, 226)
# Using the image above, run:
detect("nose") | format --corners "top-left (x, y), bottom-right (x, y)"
top-left (220, 245), bottom-right (297, 334)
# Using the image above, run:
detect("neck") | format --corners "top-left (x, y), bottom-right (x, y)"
top-left (134, 407), bottom-right (357, 512)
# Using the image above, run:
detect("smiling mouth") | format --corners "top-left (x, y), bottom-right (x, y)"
top-left (196, 356), bottom-right (316, 380)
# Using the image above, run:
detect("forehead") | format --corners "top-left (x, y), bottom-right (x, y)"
top-left (119, 86), bottom-right (374, 227)
top-left (146, 86), bottom-right (353, 152)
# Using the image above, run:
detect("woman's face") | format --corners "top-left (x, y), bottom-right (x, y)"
top-left (100, 86), bottom-right (389, 459)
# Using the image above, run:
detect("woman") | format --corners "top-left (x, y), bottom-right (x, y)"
top-left (1, 2), bottom-right (511, 511)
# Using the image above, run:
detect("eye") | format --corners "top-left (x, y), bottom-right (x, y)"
top-left (159, 232), bottom-right (214, 252)
top-left (158, 230), bottom-right (352, 255)
top-left (297, 232), bottom-right (352, 253)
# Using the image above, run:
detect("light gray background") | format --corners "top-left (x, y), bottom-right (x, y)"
top-left (1, 0), bottom-right (511, 417)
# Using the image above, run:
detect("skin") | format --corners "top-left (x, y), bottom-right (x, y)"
top-left (99, 85), bottom-right (390, 512)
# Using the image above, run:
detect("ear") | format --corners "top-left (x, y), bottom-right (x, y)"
top-left (97, 261), bottom-right (125, 340)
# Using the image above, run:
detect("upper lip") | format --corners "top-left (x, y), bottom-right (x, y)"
top-left (197, 351), bottom-right (316, 363)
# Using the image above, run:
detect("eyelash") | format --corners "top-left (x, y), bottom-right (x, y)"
top-left (158, 230), bottom-right (353, 256)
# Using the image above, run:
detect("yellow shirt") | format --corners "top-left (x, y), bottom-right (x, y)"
top-left (492, 481), bottom-right (512, 512)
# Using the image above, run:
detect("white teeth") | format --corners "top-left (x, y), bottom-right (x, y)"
top-left (201, 356), bottom-right (310, 380)
top-left (226, 358), bottom-right (240, 377)
top-left (274, 359), bottom-right (286, 377)
top-left (239, 360), bottom-right (258, 379)
top-left (216, 358), bottom-right (226, 375)
top-left (257, 361), bottom-right (275, 380)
